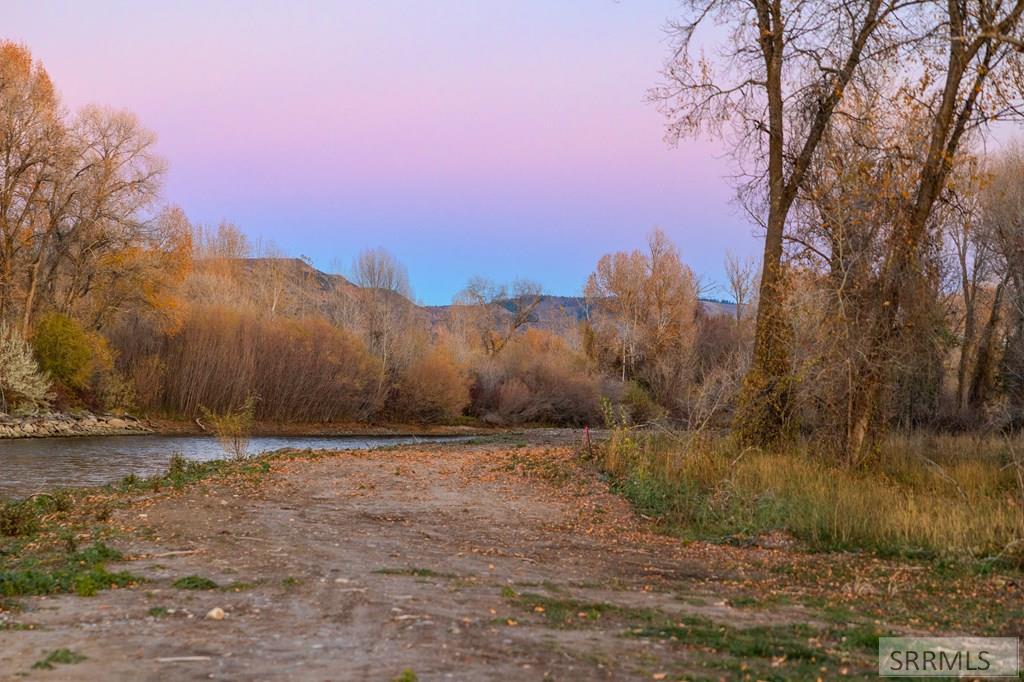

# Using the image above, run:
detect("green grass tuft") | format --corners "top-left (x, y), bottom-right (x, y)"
top-left (31, 648), bottom-right (86, 670)
top-left (172, 575), bottom-right (219, 590)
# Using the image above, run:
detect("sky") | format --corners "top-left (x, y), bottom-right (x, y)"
top-left (7, 1), bottom-right (757, 305)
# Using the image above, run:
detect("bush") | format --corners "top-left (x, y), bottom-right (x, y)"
top-left (0, 500), bottom-right (40, 537)
top-left (201, 395), bottom-right (257, 459)
top-left (470, 329), bottom-right (602, 426)
top-left (0, 324), bottom-right (50, 413)
top-left (391, 346), bottom-right (469, 423)
top-left (32, 313), bottom-right (93, 389)
top-left (143, 306), bottom-right (382, 421)
top-left (621, 381), bottom-right (664, 425)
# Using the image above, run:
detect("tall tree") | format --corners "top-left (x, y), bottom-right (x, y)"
top-left (652, 0), bottom-right (918, 445)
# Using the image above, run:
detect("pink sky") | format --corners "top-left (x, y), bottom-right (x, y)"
top-left (7, 1), bottom-right (756, 303)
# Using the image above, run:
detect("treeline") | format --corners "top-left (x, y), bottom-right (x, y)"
top-left (0, 40), bottom-right (729, 429)
top-left (6, 36), bottom-right (1024, 447)
top-left (647, 0), bottom-right (1024, 463)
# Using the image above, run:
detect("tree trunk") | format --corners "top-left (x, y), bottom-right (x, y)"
top-left (968, 279), bottom-right (1006, 411)
top-left (733, 1), bottom-right (792, 447)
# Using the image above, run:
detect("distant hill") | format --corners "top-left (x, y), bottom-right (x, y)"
top-left (199, 257), bottom-right (738, 329)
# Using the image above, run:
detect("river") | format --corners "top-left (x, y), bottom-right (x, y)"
top-left (0, 434), bottom-right (469, 498)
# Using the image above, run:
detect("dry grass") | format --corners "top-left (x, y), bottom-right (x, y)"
top-left (601, 428), bottom-right (1024, 566)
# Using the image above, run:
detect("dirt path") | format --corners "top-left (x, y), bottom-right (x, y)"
top-left (1, 439), bottom-right (1016, 680)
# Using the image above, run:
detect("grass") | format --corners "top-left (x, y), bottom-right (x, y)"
top-left (0, 450), bottom-right (281, 605)
top-left (31, 648), bottom-right (86, 670)
top-left (173, 575), bottom-right (219, 590)
top-left (505, 590), bottom-right (658, 628)
top-left (374, 567), bottom-right (457, 578)
top-left (502, 587), bottom-right (875, 679)
top-left (0, 542), bottom-right (139, 597)
top-left (599, 428), bottom-right (1024, 567)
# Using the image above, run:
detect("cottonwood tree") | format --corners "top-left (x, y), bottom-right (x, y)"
top-left (981, 144), bottom-right (1024, 423)
top-left (351, 248), bottom-right (416, 399)
top-left (839, 2), bottom-right (1024, 461)
top-left (0, 41), bottom-right (62, 326)
top-left (789, 31), bottom-right (1024, 462)
top-left (451, 277), bottom-right (543, 357)
top-left (585, 229), bottom-right (699, 409)
top-left (943, 155), bottom-right (1003, 419)
top-left (654, 0), bottom-right (1024, 453)
top-left (652, 0), bottom-right (916, 446)
top-left (0, 42), bottom-right (170, 334)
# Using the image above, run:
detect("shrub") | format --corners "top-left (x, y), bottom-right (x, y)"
top-left (391, 346), bottom-right (469, 423)
top-left (32, 312), bottom-right (93, 389)
top-left (621, 380), bottom-right (664, 425)
top-left (470, 329), bottom-right (602, 426)
top-left (201, 395), bottom-right (257, 459)
top-left (0, 324), bottom-right (50, 413)
top-left (173, 575), bottom-right (219, 590)
top-left (144, 306), bottom-right (381, 421)
top-left (0, 501), bottom-right (39, 537)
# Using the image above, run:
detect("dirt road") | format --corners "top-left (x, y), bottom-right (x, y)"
top-left (1, 438), bottom-right (1015, 680)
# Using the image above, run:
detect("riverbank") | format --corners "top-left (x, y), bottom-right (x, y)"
top-left (1, 435), bottom-right (1020, 680)
top-left (0, 413), bottom-right (503, 440)
top-left (146, 417), bottom-right (497, 438)
top-left (0, 413), bottom-right (151, 439)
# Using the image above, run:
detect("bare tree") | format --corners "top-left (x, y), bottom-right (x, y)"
top-left (652, 0), bottom-right (915, 446)
top-left (351, 247), bottom-right (416, 400)
top-left (724, 251), bottom-right (758, 329)
top-left (585, 229), bottom-right (699, 408)
top-left (352, 247), bottom-right (411, 298)
top-left (452, 277), bottom-right (543, 356)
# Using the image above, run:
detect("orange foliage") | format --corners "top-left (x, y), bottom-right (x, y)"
top-left (391, 345), bottom-right (470, 423)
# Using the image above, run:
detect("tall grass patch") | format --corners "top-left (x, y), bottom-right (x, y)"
top-left (601, 429), bottom-right (1024, 565)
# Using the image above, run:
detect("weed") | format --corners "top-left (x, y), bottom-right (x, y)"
top-left (223, 580), bottom-right (259, 591)
top-left (375, 567), bottom-right (455, 579)
top-left (0, 543), bottom-right (138, 597)
top-left (148, 606), bottom-right (169, 618)
top-left (172, 575), bottom-right (219, 590)
top-left (393, 670), bottom-right (418, 682)
top-left (31, 648), bottom-right (86, 670)
top-left (0, 502), bottom-right (38, 537)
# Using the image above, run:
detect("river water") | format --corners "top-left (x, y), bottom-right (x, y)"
top-left (0, 434), bottom-right (468, 499)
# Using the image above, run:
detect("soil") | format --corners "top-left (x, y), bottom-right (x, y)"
top-left (1, 433), bottom-right (1020, 681)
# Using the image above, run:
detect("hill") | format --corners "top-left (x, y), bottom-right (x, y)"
top-left (196, 257), bottom-right (738, 330)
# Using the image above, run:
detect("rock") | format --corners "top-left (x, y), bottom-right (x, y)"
top-left (205, 607), bottom-right (226, 620)
top-left (0, 411), bottom-right (153, 439)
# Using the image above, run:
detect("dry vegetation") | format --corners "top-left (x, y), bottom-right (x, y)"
top-left (600, 427), bottom-right (1024, 566)
top-left (5, 0), bottom-right (1024, 596)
